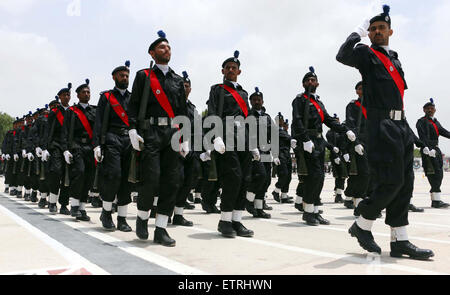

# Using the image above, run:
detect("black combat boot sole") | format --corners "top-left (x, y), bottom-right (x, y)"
top-left (100, 216), bottom-right (116, 232)
top-left (117, 225), bottom-right (132, 232)
top-left (348, 226), bottom-right (381, 254)
top-left (154, 238), bottom-right (176, 247)
top-left (390, 251), bottom-right (434, 260)
top-left (218, 228), bottom-right (236, 238)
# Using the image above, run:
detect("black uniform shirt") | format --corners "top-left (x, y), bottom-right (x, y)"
top-left (416, 116), bottom-right (450, 148)
top-left (61, 103), bottom-right (97, 151)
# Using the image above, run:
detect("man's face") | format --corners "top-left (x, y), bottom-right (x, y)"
top-left (59, 92), bottom-right (71, 106)
top-left (26, 117), bottom-right (32, 125)
top-left (77, 87), bottom-right (91, 104)
top-left (150, 41), bottom-right (171, 64)
top-left (283, 123), bottom-right (289, 131)
top-left (222, 62), bottom-right (241, 82)
top-left (113, 70), bottom-right (129, 90)
top-left (250, 95), bottom-right (263, 110)
top-left (303, 77), bottom-right (319, 93)
top-left (368, 21), bottom-right (393, 46)
top-left (184, 82), bottom-right (191, 98)
top-left (356, 85), bottom-right (363, 98)
top-left (424, 105), bottom-right (436, 117)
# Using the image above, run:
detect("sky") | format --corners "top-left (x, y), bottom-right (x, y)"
top-left (1, 0), bottom-right (449, 154)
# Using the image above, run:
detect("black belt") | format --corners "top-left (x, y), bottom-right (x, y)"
top-left (367, 108), bottom-right (406, 121)
top-left (108, 127), bottom-right (129, 136)
top-left (141, 117), bottom-right (175, 129)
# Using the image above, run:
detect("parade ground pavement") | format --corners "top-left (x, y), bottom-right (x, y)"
top-left (1, 172), bottom-right (449, 275)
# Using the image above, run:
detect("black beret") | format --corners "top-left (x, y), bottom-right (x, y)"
top-left (148, 30), bottom-right (168, 53)
top-left (302, 66), bottom-right (318, 83)
top-left (112, 60), bottom-right (130, 75)
top-left (423, 98), bottom-right (435, 109)
top-left (222, 50), bottom-right (240, 68)
top-left (355, 81), bottom-right (363, 90)
top-left (249, 87), bottom-right (263, 99)
top-left (75, 79), bottom-right (90, 93)
top-left (370, 5), bottom-right (391, 27)
top-left (182, 71), bottom-right (191, 85)
top-left (57, 83), bottom-right (72, 95)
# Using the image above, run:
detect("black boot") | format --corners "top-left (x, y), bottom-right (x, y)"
top-left (253, 209), bottom-right (271, 219)
top-left (210, 204), bottom-right (221, 214)
top-left (59, 205), bottom-right (70, 215)
top-left (218, 220), bottom-right (236, 238)
top-left (117, 216), bottom-right (132, 232)
top-left (16, 191), bottom-right (22, 198)
top-left (24, 193), bottom-right (30, 201)
top-left (4, 187), bottom-right (9, 194)
top-left (149, 206), bottom-right (157, 218)
top-left (281, 197), bottom-right (293, 204)
top-left (232, 221), bottom-right (254, 237)
top-left (132, 195), bottom-right (138, 203)
top-left (245, 201), bottom-right (255, 215)
top-left (187, 193), bottom-right (194, 202)
top-left (431, 200), bottom-right (449, 209)
top-left (48, 203), bottom-right (57, 214)
top-left (76, 210), bottom-right (90, 222)
top-left (30, 192), bottom-right (38, 203)
top-left (9, 189), bottom-right (16, 196)
top-left (100, 209), bottom-right (115, 231)
top-left (334, 194), bottom-right (344, 203)
top-left (272, 191), bottom-right (281, 203)
top-left (390, 241), bottom-right (434, 260)
top-left (344, 200), bottom-right (354, 209)
top-left (87, 196), bottom-right (92, 204)
top-left (315, 213), bottom-right (330, 225)
top-left (172, 214), bottom-right (193, 227)
top-left (184, 201), bottom-right (195, 210)
top-left (302, 212), bottom-right (319, 226)
top-left (295, 203), bottom-right (304, 212)
top-left (154, 227), bottom-right (176, 247)
top-left (136, 216), bottom-right (149, 240)
top-left (194, 197), bottom-right (202, 204)
top-left (38, 198), bottom-right (47, 209)
top-left (111, 203), bottom-right (118, 214)
top-left (354, 206), bottom-right (360, 217)
top-left (408, 204), bottom-right (424, 213)
top-left (91, 197), bottom-right (102, 208)
top-left (70, 206), bottom-right (82, 218)
top-left (263, 200), bottom-right (272, 211)
top-left (348, 222), bottom-right (381, 254)
top-left (201, 201), bottom-right (212, 213)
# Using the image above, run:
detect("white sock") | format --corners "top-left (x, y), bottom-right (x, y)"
top-left (254, 199), bottom-right (263, 209)
top-left (155, 214), bottom-right (168, 228)
top-left (274, 187), bottom-right (281, 194)
top-left (246, 192), bottom-right (255, 202)
top-left (313, 206), bottom-right (319, 214)
top-left (356, 216), bottom-right (374, 231)
top-left (118, 205), bottom-right (128, 217)
top-left (113, 198), bottom-right (118, 205)
top-left (79, 202), bottom-right (86, 210)
top-left (174, 206), bottom-right (184, 216)
top-left (431, 192), bottom-right (441, 201)
top-left (304, 203), bottom-right (314, 213)
top-left (281, 192), bottom-right (288, 199)
top-left (10, 186), bottom-right (16, 191)
top-left (232, 210), bottom-right (243, 222)
top-left (391, 226), bottom-right (408, 242)
top-left (41, 193), bottom-right (48, 199)
top-left (17, 186), bottom-right (22, 192)
top-left (221, 211), bottom-right (232, 222)
top-left (88, 191), bottom-right (93, 197)
top-left (49, 193), bottom-right (58, 204)
top-left (336, 189), bottom-right (343, 195)
top-left (92, 192), bottom-right (99, 197)
top-left (137, 210), bottom-right (150, 220)
top-left (295, 196), bottom-right (303, 204)
top-left (131, 192), bottom-right (138, 197)
top-left (195, 192), bottom-right (201, 199)
top-left (153, 197), bottom-right (159, 206)
top-left (354, 198), bottom-right (362, 207)
top-left (71, 199), bottom-right (80, 207)
top-left (103, 201), bottom-right (113, 212)
top-left (345, 196), bottom-right (352, 201)
top-left (5, 184), bottom-right (9, 189)
top-left (25, 189), bottom-right (31, 194)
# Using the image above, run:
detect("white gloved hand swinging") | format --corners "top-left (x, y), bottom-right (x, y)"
top-left (129, 129), bottom-right (144, 151)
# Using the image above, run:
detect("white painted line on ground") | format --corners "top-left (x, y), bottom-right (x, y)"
top-left (0, 196), bottom-right (109, 275)
top-left (184, 226), bottom-right (446, 275)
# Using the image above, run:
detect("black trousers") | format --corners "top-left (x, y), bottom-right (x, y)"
top-left (99, 132), bottom-right (132, 206)
top-left (4, 160), bottom-right (16, 186)
top-left (138, 126), bottom-right (182, 216)
top-left (262, 161), bottom-right (272, 197)
top-left (345, 150), bottom-right (370, 199)
top-left (334, 177), bottom-right (345, 191)
top-left (248, 160), bottom-right (268, 200)
top-left (301, 137), bottom-right (325, 205)
top-left (200, 161), bottom-right (219, 206)
top-left (358, 119), bottom-right (414, 227)
top-left (68, 144), bottom-right (95, 203)
top-left (175, 153), bottom-right (201, 208)
top-left (38, 160), bottom-right (50, 194)
top-left (47, 147), bottom-right (64, 195)
top-left (275, 150), bottom-right (292, 193)
top-left (216, 150), bottom-right (252, 212)
top-left (423, 147), bottom-right (443, 193)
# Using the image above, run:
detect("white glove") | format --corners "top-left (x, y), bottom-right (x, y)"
top-left (422, 147), bottom-right (430, 155)
top-left (251, 148), bottom-right (260, 161)
top-left (27, 153), bottom-right (34, 161)
top-left (6, 154), bottom-right (11, 161)
top-left (213, 137), bottom-right (226, 154)
top-left (343, 154), bottom-right (350, 162)
top-left (273, 157), bottom-right (281, 166)
top-left (355, 144), bottom-right (364, 156)
top-left (354, 18), bottom-right (370, 38)
top-left (22, 149), bottom-right (27, 158)
top-left (14, 154), bottom-right (19, 162)
top-left (180, 141), bottom-right (189, 158)
top-left (129, 129), bottom-right (144, 151)
top-left (94, 146), bottom-right (103, 162)
top-left (35, 147), bottom-right (43, 158)
top-left (346, 130), bottom-right (356, 142)
top-left (42, 150), bottom-right (50, 162)
top-left (429, 149), bottom-right (436, 158)
top-left (200, 150), bottom-right (211, 162)
top-left (63, 150), bottom-right (73, 164)
top-left (303, 140), bottom-right (314, 154)
top-left (291, 139), bottom-right (297, 149)
top-left (333, 147), bottom-right (340, 154)
top-left (334, 158), bottom-right (341, 165)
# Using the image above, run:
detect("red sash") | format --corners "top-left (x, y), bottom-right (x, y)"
top-left (70, 106), bottom-right (93, 139)
top-left (303, 94), bottom-right (324, 122)
top-left (13, 131), bottom-right (16, 136)
top-left (144, 69), bottom-right (175, 118)
top-left (370, 48), bottom-right (405, 108)
top-left (354, 101), bottom-right (367, 119)
top-left (429, 119), bottom-right (439, 137)
top-left (219, 84), bottom-right (248, 117)
top-left (52, 108), bottom-right (64, 126)
top-left (104, 92), bottom-right (129, 127)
